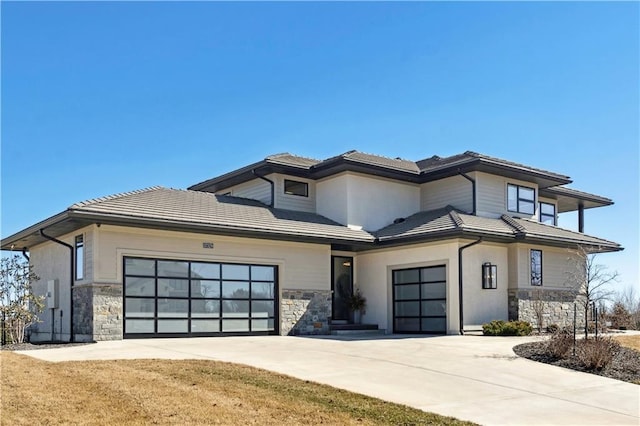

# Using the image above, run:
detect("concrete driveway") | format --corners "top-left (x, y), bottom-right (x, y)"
top-left (19, 335), bottom-right (639, 425)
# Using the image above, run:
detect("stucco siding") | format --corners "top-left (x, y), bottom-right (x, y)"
top-left (476, 172), bottom-right (538, 220)
top-left (420, 175), bottom-right (473, 213)
top-left (316, 174), bottom-right (349, 226)
top-left (511, 244), bottom-right (579, 290)
top-left (93, 225), bottom-right (330, 292)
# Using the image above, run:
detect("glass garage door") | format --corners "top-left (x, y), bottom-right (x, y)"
top-left (123, 257), bottom-right (278, 338)
top-left (393, 265), bottom-right (446, 334)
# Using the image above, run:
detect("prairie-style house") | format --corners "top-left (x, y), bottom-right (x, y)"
top-left (1, 150), bottom-right (621, 341)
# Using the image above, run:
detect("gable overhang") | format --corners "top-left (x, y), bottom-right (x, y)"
top-left (420, 159), bottom-right (572, 189)
top-left (539, 187), bottom-right (613, 213)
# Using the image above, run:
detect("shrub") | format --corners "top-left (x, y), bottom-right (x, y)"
top-left (546, 330), bottom-right (573, 359)
top-left (608, 302), bottom-right (632, 330)
top-left (575, 337), bottom-right (620, 370)
top-left (546, 324), bottom-right (559, 334)
top-left (482, 320), bottom-right (532, 336)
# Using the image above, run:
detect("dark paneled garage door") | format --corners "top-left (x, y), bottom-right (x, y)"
top-left (123, 257), bottom-right (278, 338)
top-left (393, 265), bottom-right (446, 334)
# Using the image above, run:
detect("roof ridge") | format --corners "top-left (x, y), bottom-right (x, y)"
top-left (70, 186), bottom-right (165, 208)
top-left (500, 214), bottom-right (526, 234)
top-left (346, 150), bottom-right (414, 163)
top-left (266, 152), bottom-right (321, 162)
top-left (446, 206), bottom-right (465, 227)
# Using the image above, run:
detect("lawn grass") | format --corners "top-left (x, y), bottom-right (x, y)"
top-left (613, 334), bottom-right (640, 352)
top-left (1, 352), bottom-right (475, 425)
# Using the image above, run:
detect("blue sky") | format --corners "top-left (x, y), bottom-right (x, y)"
top-left (2, 2), bottom-right (638, 294)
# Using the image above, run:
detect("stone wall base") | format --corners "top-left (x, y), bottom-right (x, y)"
top-left (281, 289), bottom-right (331, 336)
top-left (508, 288), bottom-right (586, 330)
top-left (73, 284), bottom-right (123, 341)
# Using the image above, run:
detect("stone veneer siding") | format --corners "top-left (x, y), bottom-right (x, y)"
top-left (73, 284), bottom-right (123, 341)
top-left (280, 289), bottom-right (331, 336)
top-left (508, 288), bottom-right (586, 331)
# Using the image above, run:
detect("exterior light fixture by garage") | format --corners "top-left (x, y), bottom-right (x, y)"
top-left (482, 262), bottom-right (497, 289)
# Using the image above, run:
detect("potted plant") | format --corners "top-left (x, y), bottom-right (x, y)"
top-left (348, 288), bottom-right (367, 324)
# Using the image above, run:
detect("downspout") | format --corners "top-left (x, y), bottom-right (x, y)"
top-left (458, 170), bottom-right (476, 215)
top-left (21, 248), bottom-right (30, 262)
top-left (458, 238), bottom-right (482, 335)
top-left (252, 169), bottom-right (275, 207)
top-left (39, 229), bottom-right (74, 343)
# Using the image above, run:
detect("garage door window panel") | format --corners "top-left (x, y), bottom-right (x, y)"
top-left (393, 265), bottom-right (447, 334)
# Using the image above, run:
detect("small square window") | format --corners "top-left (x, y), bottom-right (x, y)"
top-left (539, 202), bottom-right (556, 225)
top-left (284, 179), bottom-right (308, 197)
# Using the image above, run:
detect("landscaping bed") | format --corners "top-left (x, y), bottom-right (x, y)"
top-left (513, 336), bottom-right (640, 384)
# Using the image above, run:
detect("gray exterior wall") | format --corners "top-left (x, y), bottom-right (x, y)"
top-left (509, 288), bottom-right (586, 331)
top-left (74, 283), bottom-right (123, 341)
top-left (421, 175), bottom-right (473, 213)
top-left (280, 289), bottom-right (332, 335)
top-left (217, 177), bottom-right (272, 205)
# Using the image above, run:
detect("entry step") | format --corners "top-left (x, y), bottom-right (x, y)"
top-left (329, 323), bottom-right (384, 335)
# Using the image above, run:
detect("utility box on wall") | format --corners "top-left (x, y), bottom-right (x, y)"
top-left (47, 279), bottom-right (59, 309)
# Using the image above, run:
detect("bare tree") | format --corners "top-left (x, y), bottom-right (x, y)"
top-left (565, 246), bottom-right (619, 339)
top-left (531, 288), bottom-right (546, 334)
top-left (0, 255), bottom-right (44, 344)
top-left (612, 285), bottom-right (640, 330)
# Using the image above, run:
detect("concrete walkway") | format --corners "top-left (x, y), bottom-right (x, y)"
top-left (19, 335), bottom-right (639, 425)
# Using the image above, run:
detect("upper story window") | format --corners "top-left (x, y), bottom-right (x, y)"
top-left (539, 202), bottom-right (556, 225)
top-left (284, 179), bottom-right (308, 197)
top-left (75, 234), bottom-right (84, 281)
top-left (507, 184), bottom-right (535, 215)
top-left (530, 249), bottom-right (542, 286)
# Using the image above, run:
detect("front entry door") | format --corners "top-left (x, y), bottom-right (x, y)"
top-left (331, 256), bottom-right (353, 322)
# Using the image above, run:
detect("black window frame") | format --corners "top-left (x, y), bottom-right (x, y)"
top-left (283, 179), bottom-right (309, 197)
top-left (539, 201), bottom-right (556, 225)
top-left (123, 257), bottom-right (279, 338)
top-left (530, 249), bottom-right (543, 286)
top-left (507, 183), bottom-right (536, 215)
top-left (74, 234), bottom-right (84, 281)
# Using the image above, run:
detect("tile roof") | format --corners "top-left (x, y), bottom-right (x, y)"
top-left (315, 150), bottom-right (421, 174)
top-left (265, 153), bottom-right (321, 169)
top-left (70, 186), bottom-right (374, 243)
top-left (374, 206), bottom-right (620, 250)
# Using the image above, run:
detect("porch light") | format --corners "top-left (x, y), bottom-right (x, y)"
top-left (482, 262), bottom-right (497, 289)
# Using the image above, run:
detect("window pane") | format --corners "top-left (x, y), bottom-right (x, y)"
top-left (251, 266), bottom-right (274, 281)
top-left (191, 262), bottom-right (220, 279)
top-left (531, 250), bottom-right (543, 286)
top-left (125, 298), bottom-right (155, 318)
top-left (541, 214), bottom-right (555, 225)
top-left (520, 187), bottom-right (535, 202)
top-left (222, 264), bottom-right (249, 280)
top-left (251, 319), bottom-right (274, 331)
top-left (125, 277), bottom-right (155, 297)
top-left (125, 258), bottom-right (155, 276)
top-left (421, 300), bottom-right (446, 316)
top-left (222, 300), bottom-right (250, 317)
top-left (251, 301), bottom-right (274, 318)
top-left (222, 282), bottom-right (249, 298)
top-left (540, 202), bottom-right (555, 215)
top-left (157, 260), bottom-right (189, 277)
top-left (395, 301), bottom-right (420, 316)
top-left (421, 283), bottom-right (446, 299)
top-left (284, 179), bottom-right (308, 197)
top-left (191, 319), bottom-right (220, 333)
top-left (251, 282), bottom-right (274, 299)
top-left (75, 235), bottom-right (84, 280)
top-left (158, 299), bottom-right (189, 318)
top-left (222, 319), bottom-right (249, 332)
top-left (157, 320), bottom-right (188, 333)
top-left (394, 269), bottom-right (420, 284)
top-left (421, 317), bottom-right (447, 332)
top-left (395, 318), bottom-right (420, 332)
top-left (191, 300), bottom-right (220, 318)
top-left (507, 185), bottom-right (518, 211)
top-left (519, 200), bottom-right (535, 215)
top-left (421, 267), bottom-right (445, 282)
top-left (158, 279), bottom-right (189, 297)
top-left (125, 319), bottom-right (154, 333)
top-left (191, 280), bottom-right (220, 298)
top-left (394, 284), bottom-right (419, 300)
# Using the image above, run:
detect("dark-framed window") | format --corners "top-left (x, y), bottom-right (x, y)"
top-left (284, 179), bottom-right (308, 197)
top-left (123, 257), bottom-right (278, 337)
top-left (507, 184), bottom-right (535, 215)
top-left (530, 250), bottom-right (543, 286)
top-left (75, 235), bottom-right (84, 280)
top-left (482, 263), bottom-right (497, 289)
top-left (539, 202), bottom-right (556, 225)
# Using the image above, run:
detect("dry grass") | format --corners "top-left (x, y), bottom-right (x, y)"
top-left (0, 352), bottom-right (475, 425)
top-left (614, 334), bottom-right (640, 352)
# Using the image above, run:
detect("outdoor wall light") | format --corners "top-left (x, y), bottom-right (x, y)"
top-left (482, 262), bottom-right (497, 289)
